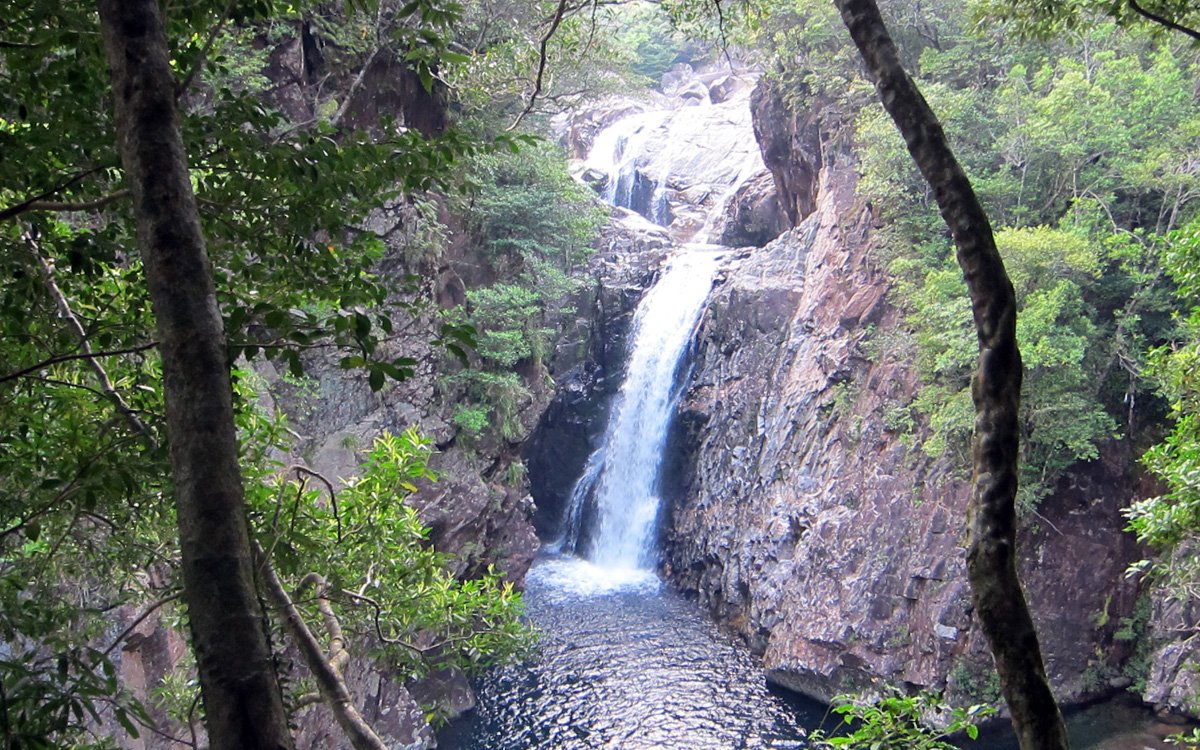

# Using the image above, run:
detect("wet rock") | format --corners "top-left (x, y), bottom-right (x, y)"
top-left (568, 75), bottom-right (768, 242)
top-left (750, 77), bottom-right (824, 226)
top-left (661, 63), bottom-right (695, 97)
top-left (526, 209), bottom-right (668, 537)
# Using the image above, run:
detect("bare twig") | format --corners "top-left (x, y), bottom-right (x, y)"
top-left (24, 189), bottom-right (130, 213)
top-left (28, 236), bottom-right (154, 441)
top-left (175, 0), bottom-right (236, 98)
top-left (0, 166), bottom-right (111, 223)
top-left (101, 592), bottom-right (183, 658)
top-left (1127, 0), bottom-right (1200, 40)
top-left (329, 45), bottom-right (386, 128)
top-left (293, 465), bottom-right (342, 543)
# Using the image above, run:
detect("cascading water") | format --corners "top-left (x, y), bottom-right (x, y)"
top-left (579, 88), bottom-right (765, 241)
top-left (441, 69), bottom-right (821, 749)
top-left (563, 250), bottom-right (721, 570)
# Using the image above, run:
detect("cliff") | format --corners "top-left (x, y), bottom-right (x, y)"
top-left (655, 80), bottom-right (1147, 708)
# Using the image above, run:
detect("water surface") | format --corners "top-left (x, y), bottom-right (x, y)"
top-left (438, 555), bottom-right (825, 749)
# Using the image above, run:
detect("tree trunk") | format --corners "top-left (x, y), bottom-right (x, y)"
top-left (95, 2), bottom-right (295, 748)
top-left (830, 1), bottom-right (1070, 748)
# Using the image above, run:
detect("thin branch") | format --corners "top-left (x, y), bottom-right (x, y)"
top-left (1126, 0), bottom-right (1200, 41)
top-left (0, 342), bottom-right (158, 385)
top-left (329, 45), bottom-right (386, 128)
top-left (0, 166), bottom-right (111, 223)
top-left (25, 189), bottom-right (130, 213)
top-left (25, 375), bottom-right (111, 400)
top-left (338, 591), bottom-right (422, 653)
top-left (255, 542), bottom-right (390, 750)
top-left (711, 0), bottom-right (734, 68)
top-left (28, 237), bottom-right (154, 442)
top-left (101, 592), bottom-right (183, 658)
top-left (293, 465), bottom-right (341, 543)
top-left (296, 572), bottom-right (350, 672)
top-left (507, 0), bottom-right (571, 131)
top-left (175, 0), bottom-right (236, 98)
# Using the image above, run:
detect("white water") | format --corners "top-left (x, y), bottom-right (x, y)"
top-left (577, 250), bottom-right (721, 571)
top-left (579, 89), bottom-right (766, 243)
top-left (557, 252), bottom-right (723, 573)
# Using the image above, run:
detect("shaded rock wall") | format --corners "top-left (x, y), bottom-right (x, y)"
top-left (660, 81), bottom-right (1145, 709)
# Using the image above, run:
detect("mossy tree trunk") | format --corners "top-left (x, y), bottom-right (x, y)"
top-left (830, 1), bottom-right (1070, 748)
top-left (95, 1), bottom-right (295, 747)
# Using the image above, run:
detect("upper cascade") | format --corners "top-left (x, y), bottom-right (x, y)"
top-left (567, 65), bottom-right (771, 245)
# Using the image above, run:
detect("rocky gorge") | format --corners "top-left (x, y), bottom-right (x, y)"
top-left (530, 64), bottom-right (1200, 725)
top-left (110, 54), bottom-right (1197, 749)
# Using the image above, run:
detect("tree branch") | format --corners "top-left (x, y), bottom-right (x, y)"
top-left (329, 45), bottom-right (386, 128)
top-left (1126, 0), bottom-right (1200, 40)
top-left (507, 0), bottom-right (571, 131)
top-left (101, 592), bottom-right (184, 658)
top-left (255, 542), bottom-right (390, 750)
top-left (28, 236), bottom-right (154, 441)
top-left (832, 0), bottom-right (1069, 748)
top-left (175, 0), bottom-right (236, 98)
top-left (0, 166), bottom-right (111, 223)
top-left (0, 342), bottom-right (158, 385)
top-left (25, 189), bottom-right (130, 213)
top-left (293, 465), bottom-right (342, 543)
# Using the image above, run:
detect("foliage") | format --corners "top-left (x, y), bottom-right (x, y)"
top-left (249, 428), bottom-right (532, 683)
top-left (974, 0), bottom-right (1200, 42)
top-left (444, 369), bottom-right (531, 442)
top-left (845, 17), bottom-right (1197, 509)
top-left (1127, 223), bottom-right (1200, 601)
top-left (443, 140), bottom-right (604, 442)
top-left (808, 690), bottom-right (996, 749)
top-left (447, 0), bottom-right (655, 126)
top-left (887, 227), bottom-right (1121, 507)
top-left (607, 2), bottom-right (703, 83)
top-left (0, 0), bottom-right (550, 744)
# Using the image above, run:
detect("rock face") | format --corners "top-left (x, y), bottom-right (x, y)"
top-left (750, 78), bottom-right (824, 227)
top-left (656, 81), bottom-right (1146, 708)
top-left (1144, 542), bottom-right (1200, 715)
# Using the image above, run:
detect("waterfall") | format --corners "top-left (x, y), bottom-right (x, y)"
top-left (562, 250), bottom-right (721, 571)
top-left (548, 71), bottom-right (761, 583)
top-left (577, 86), bottom-right (765, 240)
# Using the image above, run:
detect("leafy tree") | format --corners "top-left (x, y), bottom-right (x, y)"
top-left (0, 0), bottom-right (541, 745)
top-left (444, 142), bottom-right (604, 443)
top-left (832, 0), bottom-right (1071, 746)
top-left (893, 227), bottom-right (1119, 507)
top-left (1127, 221), bottom-right (1200, 591)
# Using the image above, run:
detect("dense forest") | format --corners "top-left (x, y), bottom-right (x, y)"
top-left (2, 0), bottom-right (1200, 748)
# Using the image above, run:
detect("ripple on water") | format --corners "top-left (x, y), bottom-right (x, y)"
top-left (439, 556), bottom-right (823, 750)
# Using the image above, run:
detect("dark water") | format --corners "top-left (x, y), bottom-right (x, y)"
top-left (438, 555), bottom-right (825, 749)
top-left (440, 555), bottom-right (1172, 750)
